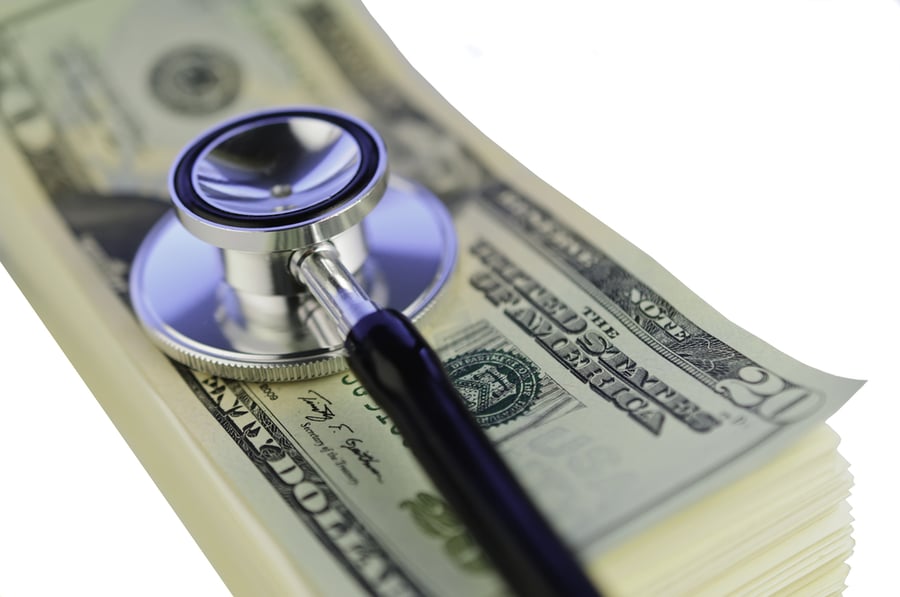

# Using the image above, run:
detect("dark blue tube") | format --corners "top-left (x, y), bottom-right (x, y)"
top-left (346, 309), bottom-right (602, 597)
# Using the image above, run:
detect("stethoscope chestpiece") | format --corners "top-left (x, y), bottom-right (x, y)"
top-left (130, 107), bottom-right (456, 381)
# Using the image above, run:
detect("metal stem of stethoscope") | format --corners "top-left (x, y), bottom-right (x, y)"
top-left (292, 243), bottom-right (380, 336)
top-left (130, 107), bottom-right (601, 597)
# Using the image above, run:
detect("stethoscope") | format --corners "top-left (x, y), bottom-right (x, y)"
top-left (130, 107), bottom-right (600, 597)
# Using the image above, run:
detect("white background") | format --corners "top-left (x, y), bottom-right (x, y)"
top-left (1, 1), bottom-right (898, 595)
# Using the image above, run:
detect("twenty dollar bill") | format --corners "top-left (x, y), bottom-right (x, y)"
top-left (0, 0), bottom-right (861, 595)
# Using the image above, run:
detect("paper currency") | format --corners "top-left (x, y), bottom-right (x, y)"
top-left (0, 0), bottom-right (861, 595)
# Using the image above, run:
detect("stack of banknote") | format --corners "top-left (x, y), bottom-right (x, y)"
top-left (0, 0), bottom-right (860, 595)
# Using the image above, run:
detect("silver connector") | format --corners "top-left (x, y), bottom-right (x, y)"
top-left (290, 243), bottom-right (379, 337)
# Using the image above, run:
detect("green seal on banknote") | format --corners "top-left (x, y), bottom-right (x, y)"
top-left (445, 350), bottom-right (539, 427)
top-left (149, 45), bottom-right (241, 115)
